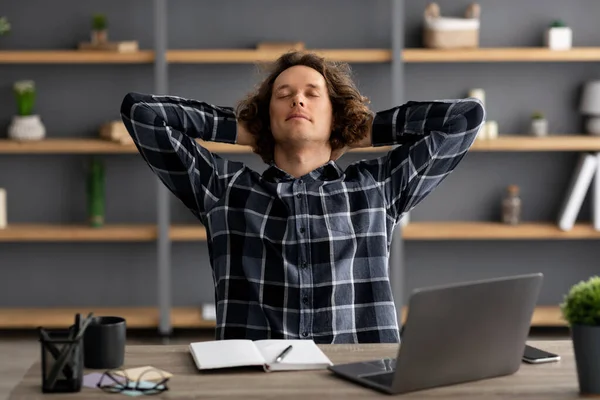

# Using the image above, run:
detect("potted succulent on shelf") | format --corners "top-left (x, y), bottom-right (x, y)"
top-left (560, 276), bottom-right (600, 396)
top-left (0, 16), bottom-right (10, 37)
top-left (7, 80), bottom-right (46, 141)
top-left (91, 13), bottom-right (108, 45)
top-left (545, 19), bottom-right (572, 50)
top-left (530, 111), bottom-right (548, 136)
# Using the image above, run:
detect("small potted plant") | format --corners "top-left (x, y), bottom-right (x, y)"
top-left (7, 80), bottom-right (46, 141)
top-left (545, 19), bottom-right (572, 50)
top-left (0, 16), bottom-right (10, 37)
top-left (530, 111), bottom-right (548, 136)
top-left (560, 276), bottom-right (600, 396)
top-left (91, 14), bottom-right (108, 45)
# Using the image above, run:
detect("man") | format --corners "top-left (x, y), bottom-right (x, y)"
top-left (120, 51), bottom-right (485, 344)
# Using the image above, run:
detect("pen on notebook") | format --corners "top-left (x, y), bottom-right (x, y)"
top-left (275, 345), bottom-right (293, 363)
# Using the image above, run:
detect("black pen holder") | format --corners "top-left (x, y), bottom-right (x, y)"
top-left (39, 327), bottom-right (83, 393)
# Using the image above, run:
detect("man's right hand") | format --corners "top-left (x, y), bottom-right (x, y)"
top-left (236, 120), bottom-right (256, 147)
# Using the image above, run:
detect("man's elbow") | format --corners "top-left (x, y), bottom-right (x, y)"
top-left (464, 97), bottom-right (486, 131)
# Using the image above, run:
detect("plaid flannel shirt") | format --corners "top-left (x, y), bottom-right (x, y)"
top-left (120, 92), bottom-right (485, 344)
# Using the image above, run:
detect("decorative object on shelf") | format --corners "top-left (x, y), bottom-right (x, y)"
top-left (79, 13), bottom-right (138, 53)
top-left (0, 188), bottom-right (6, 229)
top-left (0, 16), bottom-right (10, 36)
top-left (501, 185), bottom-right (521, 225)
top-left (468, 88), bottom-right (485, 106)
top-left (87, 158), bottom-right (105, 228)
top-left (580, 80), bottom-right (600, 135)
top-left (400, 211), bottom-right (410, 227)
top-left (7, 80), bottom-right (46, 141)
top-left (91, 13), bottom-right (108, 45)
top-left (256, 42), bottom-right (305, 52)
top-left (560, 276), bottom-right (600, 396)
top-left (545, 20), bottom-right (572, 51)
top-left (557, 153), bottom-right (599, 231)
top-left (99, 120), bottom-right (133, 145)
top-left (529, 111), bottom-right (548, 136)
top-left (423, 2), bottom-right (480, 49)
top-left (484, 120), bottom-right (498, 139)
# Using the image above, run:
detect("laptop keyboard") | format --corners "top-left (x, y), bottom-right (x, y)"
top-left (362, 371), bottom-right (395, 387)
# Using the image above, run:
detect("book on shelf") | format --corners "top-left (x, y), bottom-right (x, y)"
top-left (593, 153), bottom-right (600, 231)
top-left (557, 152), bottom-right (598, 231)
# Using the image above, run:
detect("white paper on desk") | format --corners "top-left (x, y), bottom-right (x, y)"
top-left (189, 339), bottom-right (332, 372)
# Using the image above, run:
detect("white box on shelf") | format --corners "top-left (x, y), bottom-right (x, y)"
top-left (202, 303), bottom-right (216, 321)
top-left (545, 27), bottom-right (572, 50)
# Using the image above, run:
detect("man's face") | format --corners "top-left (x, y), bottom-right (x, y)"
top-left (269, 65), bottom-right (333, 147)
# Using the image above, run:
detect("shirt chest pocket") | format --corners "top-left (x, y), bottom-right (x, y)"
top-left (320, 190), bottom-right (369, 235)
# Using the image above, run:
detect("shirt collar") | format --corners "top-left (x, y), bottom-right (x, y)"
top-left (262, 160), bottom-right (344, 183)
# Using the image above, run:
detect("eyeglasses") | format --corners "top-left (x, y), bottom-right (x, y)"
top-left (96, 367), bottom-right (169, 395)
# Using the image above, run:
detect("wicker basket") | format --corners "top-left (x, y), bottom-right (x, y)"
top-left (422, 2), bottom-right (481, 49)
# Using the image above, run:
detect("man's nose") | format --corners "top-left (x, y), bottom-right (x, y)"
top-left (292, 96), bottom-right (305, 107)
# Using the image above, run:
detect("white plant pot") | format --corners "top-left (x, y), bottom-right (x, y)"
top-left (8, 115), bottom-right (46, 141)
top-left (545, 27), bottom-right (572, 50)
top-left (530, 119), bottom-right (548, 136)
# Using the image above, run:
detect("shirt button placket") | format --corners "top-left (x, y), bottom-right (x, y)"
top-left (295, 178), bottom-right (311, 339)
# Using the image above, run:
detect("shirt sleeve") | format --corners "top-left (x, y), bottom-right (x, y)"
top-left (120, 92), bottom-right (246, 220)
top-left (358, 98), bottom-right (486, 223)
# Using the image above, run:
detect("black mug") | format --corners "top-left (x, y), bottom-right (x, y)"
top-left (83, 316), bottom-right (126, 369)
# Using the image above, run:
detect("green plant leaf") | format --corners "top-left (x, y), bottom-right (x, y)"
top-left (560, 276), bottom-right (600, 326)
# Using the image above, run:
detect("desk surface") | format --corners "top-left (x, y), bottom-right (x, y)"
top-left (9, 340), bottom-right (580, 399)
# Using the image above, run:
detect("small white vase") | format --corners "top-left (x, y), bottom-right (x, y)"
top-left (530, 118), bottom-right (548, 136)
top-left (8, 115), bottom-right (46, 141)
top-left (545, 27), bottom-right (572, 50)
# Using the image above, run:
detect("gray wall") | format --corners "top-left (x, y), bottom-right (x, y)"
top-left (0, 0), bottom-right (598, 312)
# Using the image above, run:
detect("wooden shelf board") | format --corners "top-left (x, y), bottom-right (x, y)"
top-left (403, 47), bottom-right (600, 63)
top-left (167, 49), bottom-right (392, 63)
top-left (1, 136), bottom-right (599, 154)
top-left (3, 47), bottom-right (600, 64)
top-left (0, 305), bottom-right (563, 329)
top-left (2, 222), bottom-right (598, 242)
top-left (0, 307), bottom-right (215, 329)
top-left (0, 50), bottom-right (154, 64)
top-left (470, 135), bottom-right (600, 151)
top-left (403, 222), bottom-right (600, 240)
top-left (0, 223), bottom-right (210, 242)
top-left (0, 224), bottom-right (158, 242)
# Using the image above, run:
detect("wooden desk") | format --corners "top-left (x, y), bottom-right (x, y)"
top-left (9, 340), bottom-right (580, 399)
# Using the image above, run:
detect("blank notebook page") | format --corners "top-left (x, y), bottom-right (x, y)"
top-left (189, 340), bottom-right (265, 370)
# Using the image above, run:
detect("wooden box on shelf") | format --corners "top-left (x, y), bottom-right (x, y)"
top-left (78, 40), bottom-right (139, 53)
top-left (99, 121), bottom-right (132, 145)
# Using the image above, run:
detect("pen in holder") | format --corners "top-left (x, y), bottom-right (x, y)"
top-left (38, 312), bottom-right (93, 393)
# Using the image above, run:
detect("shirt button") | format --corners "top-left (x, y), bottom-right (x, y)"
top-left (300, 227), bottom-right (305, 234)
top-left (302, 332), bottom-right (308, 337)
top-left (301, 262), bottom-right (307, 269)
top-left (302, 297), bottom-right (309, 305)
top-left (299, 179), bottom-right (303, 184)
top-left (296, 193), bottom-right (301, 198)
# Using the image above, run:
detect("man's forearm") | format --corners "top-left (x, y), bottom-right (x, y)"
top-left (120, 92), bottom-right (237, 144)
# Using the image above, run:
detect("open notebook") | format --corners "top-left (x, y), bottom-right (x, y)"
top-left (189, 339), bottom-right (333, 372)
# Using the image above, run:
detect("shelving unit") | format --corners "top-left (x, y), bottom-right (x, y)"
top-left (2, 0), bottom-right (597, 336)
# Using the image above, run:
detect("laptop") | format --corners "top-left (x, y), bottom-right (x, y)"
top-left (328, 273), bottom-right (543, 395)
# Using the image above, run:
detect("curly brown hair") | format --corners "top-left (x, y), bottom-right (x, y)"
top-left (236, 51), bottom-right (373, 164)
